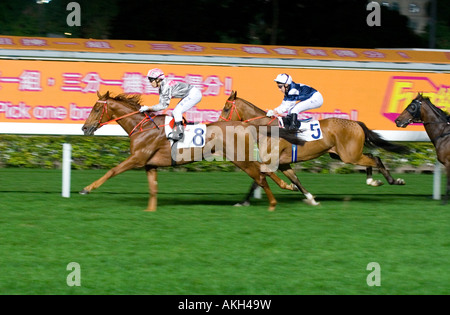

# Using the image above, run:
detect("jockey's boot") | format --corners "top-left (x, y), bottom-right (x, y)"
top-left (283, 114), bottom-right (300, 130)
top-left (171, 121), bottom-right (185, 141)
top-left (291, 114), bottom-right (301, 130)
top-left (282, 114), bottom-right (292, 129)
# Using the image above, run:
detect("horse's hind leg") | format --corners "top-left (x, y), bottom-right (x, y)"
top-left (365, 166), bottom-right (383, 186)
top-left (373, 155), bottom-right (405, 185)
top-left (234, 181), bottom-right (258, 207)
top-left (278, 165), bottom-right (320, 206)
top-left (145, 166), bottom-right (158, 211)
top-left (353, 154), bottom-right (405, 185)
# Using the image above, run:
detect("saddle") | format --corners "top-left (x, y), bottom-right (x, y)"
top-left (164, 116), bottom-right (206, 149)
top-left (280, 114), bottom-right (311, 131)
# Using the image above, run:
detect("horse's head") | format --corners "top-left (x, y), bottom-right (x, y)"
top-left (395, 93), bottom-right (424, 128)
top-left (218, 91), bottom-right (243, 121)
top-left (82, 91), bottom-right (112, 135)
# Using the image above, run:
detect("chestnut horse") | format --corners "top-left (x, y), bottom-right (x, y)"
top-left (219, 91), bottom-right (409, 204)
top-left (395, 93), bottom-right (450, 203)
top-left (80, 91), bottom-right (304, 211)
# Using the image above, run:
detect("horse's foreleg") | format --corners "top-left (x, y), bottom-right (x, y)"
top-left (145, 166), bottom-right (158, 211)
top-left (259, 173), bottom-right (277, 211)
top-left (443, 165), bottom-right (450, 205)
top-left (232, 161), bottom-right (277, 211)
top-left (237, 170), bottom-right (298, 206)
top-left (279, 165), bottom-right (320, 206)
top-left (80, 155), bottom-right (144, 194)
top-left (267, 172), bottom-right (298, 191)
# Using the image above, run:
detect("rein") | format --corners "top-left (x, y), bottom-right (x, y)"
top-left (97, 100), bottom-right (140, 127)
top-left (96, 100), bottom-right (164, 136)
top-left (408, 99), bottom-right (449, 125)
top-left (220, 100), bottom-right (277, 125)
top-left (408, 98), bottom-right (450, 142)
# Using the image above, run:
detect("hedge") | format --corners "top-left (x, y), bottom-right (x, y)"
top-left (0, 134), bottom-right (438, 173)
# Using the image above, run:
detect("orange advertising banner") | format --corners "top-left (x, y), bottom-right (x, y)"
top-left (1, 35), bottom-right (450, 64)
top-left (0, 59), bottom-right (449, 136)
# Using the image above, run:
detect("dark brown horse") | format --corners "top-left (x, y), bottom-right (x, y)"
top-left (80, 91), bottom-right (304, 211)
top-left (395, 93), bottom-right (450, 203)
top-left (219, 91), bottom-right (409, 204)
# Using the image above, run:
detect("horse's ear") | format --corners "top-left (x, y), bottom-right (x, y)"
top-left (97, 90), bottom-right (101, 98)
top-left (105, 91), bottom-right (110, 99)
top-left (228, 90), bottom-right (237, 100)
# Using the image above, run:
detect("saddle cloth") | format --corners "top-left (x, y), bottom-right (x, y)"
top-left (277, 117), bottom-right (323, 141)
top-left (164, 116), bottom-right (206, 149)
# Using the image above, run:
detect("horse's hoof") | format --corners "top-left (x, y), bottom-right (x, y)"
top-left (234, 201), bottom-right (250, 207)
top-left (303, 199), bottom-right (320, 206)
top-left (394, 178), bottom-right (406, 185)
top-left (79, 189), bottom-right (90, 195)
top-left (144, 209), bottom-right (156, 212)
top-left (288, 184), bottom-right (299, 191)
top-left (367, 178), bottom-right (384, 187)
top-left (268, 206), bottom-right (276, 211)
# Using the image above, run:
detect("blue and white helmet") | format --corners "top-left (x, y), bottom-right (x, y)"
top-left (274, 73), bottom-right (292, 85)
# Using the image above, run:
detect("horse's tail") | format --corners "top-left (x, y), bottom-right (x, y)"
top-left (356, 121), bottom-right (410, 154)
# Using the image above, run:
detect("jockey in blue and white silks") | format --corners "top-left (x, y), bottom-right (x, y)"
top-left (266, 73), bottom-right (323, 130)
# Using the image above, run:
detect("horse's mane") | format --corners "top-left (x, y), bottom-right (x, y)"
top-left (420, 94), bottom-right (450, 118)
top-left (112, 93), bottom-right (143, 111)
top-left (237, 97), bottom-right (266, 114)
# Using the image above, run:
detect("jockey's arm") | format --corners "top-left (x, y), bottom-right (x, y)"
top-left (149, 103), bottom-right (168, 112)
top-left (274, 100), bottom-right (296, 115)
top-left (149, 94), bottom-right (171, 111)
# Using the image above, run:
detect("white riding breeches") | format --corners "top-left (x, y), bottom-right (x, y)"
top-left (172, 87), bottom-right (202, 122)
top-left (289, 91), bottom-right (323, 115)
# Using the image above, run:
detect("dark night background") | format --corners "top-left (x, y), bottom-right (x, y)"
top-left (0, 0), bottom-right (449, 49)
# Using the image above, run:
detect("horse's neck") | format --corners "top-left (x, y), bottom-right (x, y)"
top-left (110, 103), bottom-right (147, 134)
top-left (238, 99), bottom-right (277, 125)
top-left (422, 102), bottom-right (449, 142)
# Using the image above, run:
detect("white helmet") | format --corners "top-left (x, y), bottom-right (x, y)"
top-left (147, 68), bottom-right (165, 80)
top-left (274, 73), bottom-right (292, 85)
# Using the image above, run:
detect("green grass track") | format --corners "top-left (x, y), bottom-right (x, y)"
top-left (0, 169), bottom-right (448, 294)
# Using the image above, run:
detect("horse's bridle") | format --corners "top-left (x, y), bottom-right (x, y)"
top-left (94, 99), bottom-right (159, 136)
top-left (96, 100), bottom-right (112, 127)
top-left (96, 100), bottom-right (140, 127)
top-left (407, 98), bottom-right (450, 125)
top-left (219, 100), bottom-right (241, 121)
top-left (405, 99), bottom-right (422, 121)
top-left (407, 98), bottom-right (450, 142)
top-left (220, 99), bottom-right (277, 125)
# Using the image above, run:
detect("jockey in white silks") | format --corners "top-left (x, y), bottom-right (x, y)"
top-left (266, 73), bottom-right (323, 130)
top-left (139, 68), bottom-right (203, 141)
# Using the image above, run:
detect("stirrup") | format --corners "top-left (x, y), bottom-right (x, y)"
top-left (169, 123), bottom-right (184, 141)
top-left (171, 131), bottom-right (184, 141)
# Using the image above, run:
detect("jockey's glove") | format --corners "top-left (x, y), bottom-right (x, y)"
top-left (139, 106), bottom-right (150, 112)
top-left (266, 110), bottom-right (275, 117)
